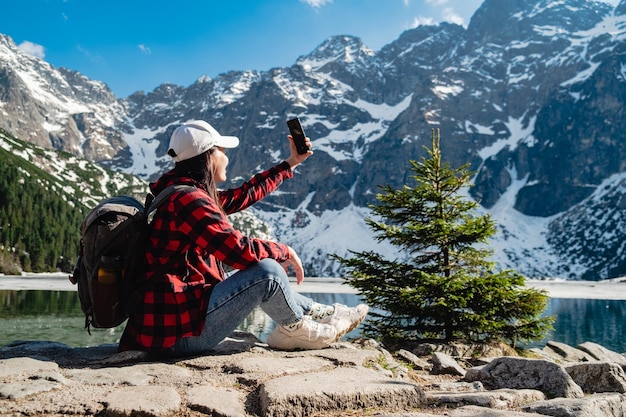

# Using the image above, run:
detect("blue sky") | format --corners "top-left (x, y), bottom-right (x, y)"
top-left (2, 0), bottom-right (617, 98)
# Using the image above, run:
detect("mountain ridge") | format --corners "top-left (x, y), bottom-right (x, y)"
top-left (2, 0), bottom-right (626, 279)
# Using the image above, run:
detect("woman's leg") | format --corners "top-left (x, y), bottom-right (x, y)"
top-left (170, 259), bottom-right (318, 356)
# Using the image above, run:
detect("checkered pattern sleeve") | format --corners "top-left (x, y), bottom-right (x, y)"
top-left (220, 160), bottom-right (293, 214)
top-left (176, 188), bottom-right (291, 268)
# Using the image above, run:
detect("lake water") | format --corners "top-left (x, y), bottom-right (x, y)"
top-left (0, 289), bottom-right (625, 353)
top-left (0, 290), bottom-right (361, 349)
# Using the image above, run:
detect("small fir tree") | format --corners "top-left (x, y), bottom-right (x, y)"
top-left (334, 129), bottom-right (553, 347)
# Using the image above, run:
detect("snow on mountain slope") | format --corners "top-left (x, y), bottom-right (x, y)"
top-left (313, 94), bottom-right (414, 163)
top-left (486, 168), bottom-right (561, 278)
top-left (122, 124), bottom-right (174, 177)
top-left (547, 172), bottom-right (626, 280)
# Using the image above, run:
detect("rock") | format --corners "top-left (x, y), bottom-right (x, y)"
top-left (527, 347), bottom-right (561, 362)
top-left (259, 367), bottom-right (425, 417)
top-left (411, 342), bottom-right (516, 360)
top-left (544, 340), bottom-right (595, 363)
top-left (379, 346), bottom-right (410, 378)
top-left (566, 361), bottom-right (626, 393)
top-left (186, 385), bottom-right (247, 417)
top-left (422, 380), bottom-right (484, 392)
top-left (425, 388), bottom-right (545, 409)
top-left (103, 386), bottom-right (181, 417)
top-left (464, 356), bottom-right (584, 399)
top-left (0, 357), bottom-right (59, 377)
top-left (431, 352), bottom-right (466, 377)
top-left (316, 343), bottom-right (381, 366)
top-left (66, 362), bottom-right (192, 386)
top-left (576, 342), bottom-right (626, 368)
top-left (449, 405), bottom-right (551, 416)
top-left (0, 358), bottom-right (67, 400)
top-left (524, 392), bottom-right (626, 417)
top-left (373, 413), bottom-right (441, 417)
top-left (0, 372), bottom-right (66, 399)
top-left (397, 349), bottom-right (432, 371)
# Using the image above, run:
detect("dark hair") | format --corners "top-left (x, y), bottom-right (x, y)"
top-left (172, 149), bottom-right (223, 212)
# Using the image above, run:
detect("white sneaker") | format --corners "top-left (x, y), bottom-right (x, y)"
top-left (266, 316), bottom-right (337, 351)
top-left (313, 303), bottom-right (369, 341)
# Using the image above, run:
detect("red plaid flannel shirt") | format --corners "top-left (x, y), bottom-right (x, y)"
top-left (119, 161), bottom-right (293, 352)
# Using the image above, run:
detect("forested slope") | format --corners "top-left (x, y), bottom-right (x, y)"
top-left (0, 129), bottom-right (148, 274)
top-left (0, 146), bottom-right (84, 272)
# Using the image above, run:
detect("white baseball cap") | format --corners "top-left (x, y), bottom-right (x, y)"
top-left (167, 120), bottom-right (239, 162)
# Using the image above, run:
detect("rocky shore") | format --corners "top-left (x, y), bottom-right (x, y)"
top-left (2, 333), bottom-right (626, 417)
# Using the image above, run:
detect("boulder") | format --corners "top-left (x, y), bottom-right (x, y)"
top-left (524, 392), bottom-right (626, 417)
top-left (576, 342), bottom-right (626, 368)
top-left (566, 361), bottom-right (626, 393)
top-left (464, 356), bottom-right (584, 399)
top-left (544, 341), bottom-right (595, 363)
top-left (431, 352), bottom-right (466, 377)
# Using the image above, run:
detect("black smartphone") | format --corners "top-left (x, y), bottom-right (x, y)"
top-left (287, 118), bottom-right (310, 155)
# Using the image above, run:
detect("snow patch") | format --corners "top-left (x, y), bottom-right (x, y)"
top-left (123, 125), bottom-right (173, 177)
top-left (312, 94), bottom-right (413, 162)
top-left (477, 114), bottom-right (537, 160)
top-left (484, 166), bottom-right (561, 278)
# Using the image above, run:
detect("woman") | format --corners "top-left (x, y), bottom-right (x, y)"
top-left (119, 120), bottom-right (368, 356)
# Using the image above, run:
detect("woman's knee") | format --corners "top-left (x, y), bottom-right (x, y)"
top-left (257, 258), bottom-right (288, 281)
top-left (257, 258), bottom-right (287, 277)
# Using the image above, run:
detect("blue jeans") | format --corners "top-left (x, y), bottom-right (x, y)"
top-left (170, 258), bottom-right (313, 356)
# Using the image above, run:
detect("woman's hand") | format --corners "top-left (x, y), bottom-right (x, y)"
top-left (281, 246), bottom-right (305, 285)
top-left (284, 135), bottom-right (313, 170)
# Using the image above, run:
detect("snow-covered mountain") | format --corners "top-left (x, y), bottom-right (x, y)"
top-left (2, 0), bottom-right (626, 279)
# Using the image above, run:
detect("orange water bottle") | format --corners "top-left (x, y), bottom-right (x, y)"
top-left (97, 256), bottom-right (118, 284)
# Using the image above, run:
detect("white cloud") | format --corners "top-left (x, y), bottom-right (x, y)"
top-left (138, 44), bottom-right (152, 55)
top-left (442, 7), bottom-right (464, 25)
top-left (300, 0), bottom-right (332, 8)
top-left (411, 16), bottom-right (435, 28)
top-left (18, 41), bottom-right (45, 59)
top-left (414, 0), bottom-right (479, 28)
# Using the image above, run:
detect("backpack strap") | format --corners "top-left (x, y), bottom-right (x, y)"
top-left (124, 184), bottom-right (197, 315)
top-left (145, 184), bottom-right (197, 216)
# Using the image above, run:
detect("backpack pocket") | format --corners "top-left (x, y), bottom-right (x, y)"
top-left (91, 255), bottom-right (124, 328)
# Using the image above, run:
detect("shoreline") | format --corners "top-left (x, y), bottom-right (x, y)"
top-left (2, 274), bottom-right (626, 300)
top-left (524, 278), bottom-right (626, 301)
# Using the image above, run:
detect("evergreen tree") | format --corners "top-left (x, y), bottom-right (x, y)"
top-left (334, 129), bottom-right (553, 347)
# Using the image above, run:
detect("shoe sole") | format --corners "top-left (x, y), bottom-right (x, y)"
top-left (266, 322), bottom-right (337, 351)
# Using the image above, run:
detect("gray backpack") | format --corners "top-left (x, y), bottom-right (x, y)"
top-left (69, 185), bottom-right (194, 331)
